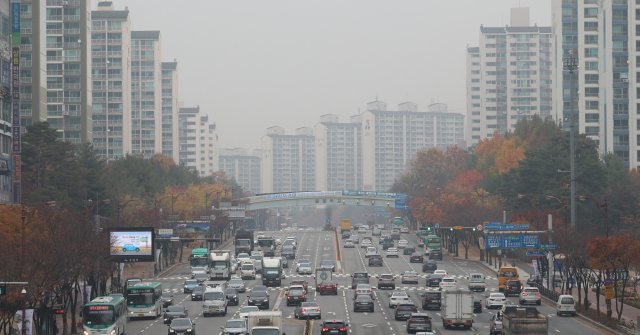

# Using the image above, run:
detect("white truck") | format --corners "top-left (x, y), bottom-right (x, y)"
top-left (209, 250), bottom-right (232, 280)
top-left (441, 289), bottom-right (474, 330)
top-left (247, 311), bottom-right (285, 335)
top-left (467, 273), bottom-right (486, 292)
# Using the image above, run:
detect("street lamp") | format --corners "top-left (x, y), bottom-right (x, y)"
top-left (578, 195), bottom-right (609, 237)
top-left (563, 49), bottom-right (578, 230)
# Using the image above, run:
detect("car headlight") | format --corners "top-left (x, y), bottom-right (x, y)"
top-left (186, 329), bottom-right (192, 332)
top-left (110, 330), bottom-right (116, 335)
top-left (84, 331), bottom-right (90, 335)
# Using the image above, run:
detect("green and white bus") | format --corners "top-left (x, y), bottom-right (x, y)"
top-left (125, 281), bottom-right (162, 320)
top-left (189, 248), bottom-right (209, 273)
top-left (83, 295), bottom-right (127, 335)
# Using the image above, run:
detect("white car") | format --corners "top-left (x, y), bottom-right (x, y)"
top-left (344, 240), bottom-right (355, 248)
top-left (433, 269), bottom-right (447, 276)
top-left (365, 247), bottom-right (378, 258)
top-left (296, 259), bottom-right (311, 269)
top-left (397, 239), bottom-right (409, 249)
top-left (401, 270), bottom-right (419, 284)
top-left (439, 276), bottom-right (457, 290)
top-left (360, 239), bottom-right (373, 248)
top-left (485, 293), bottom-right (507, 309)
top-left (400, 227), bottom-right (409, 233)
top-left (386, 247), bottom-right (399, 258)
top-left (238, 305), bottom-right (259, 318)
top-left (388, 291), bottom-right (411, 308)
top-left (296, 262), bottom-right (313, 275)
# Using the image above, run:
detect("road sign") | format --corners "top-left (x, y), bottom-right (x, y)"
top-left (476, 224), bottom-right (483, 231)
top-left (539, 244), bottom-right (557, 251)
top-left (158, 229), bottom-right (173, 237)
top-left (604, 285), bottom-right (615, 300)
top-left (453, 225), bottom-right (463, 230)
top-left (486, 234), bottom-right (540, 249)
top-left (484, 223), bottom-right (530, 231)
top-left (434, 223), bottom-right (440, 229)
top-left (526, 250), bottom-right (546, 257)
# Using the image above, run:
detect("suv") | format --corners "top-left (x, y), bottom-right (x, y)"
top-left (320, 320), bottom-right (349, 335)
top-left (406, 313), bottom-right (432, 334)
top-left (351, 272), bottom-right (369, 289)
top-left (368, 254), bottom-right (383, 267)
top-left (429, 249), bottom-right (442, 260)
top-left (395, 303), bottom-right (418, 321)
top-left (519, 286), bottom-right (542, 305)
top-left (422, 260), bottom-right (437, 273)
top-left (377, 274), bottom-right (396, 290)
top-left (504, 280), bottom-right (523, 297)
top-left (202, 288), bottom-right (227, 316)
top-left (489, 313), bottom-right (503, 335)
top-left (421, 291), bottom-right (441, 310)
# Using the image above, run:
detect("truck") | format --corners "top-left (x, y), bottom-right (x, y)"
top-left (501, 306), bottom-right (548, 335)
top-left (234, 229), bottom-right (254, 255)
top-left (441, 289), bottom-right (474, 330)
top-left (256, 236), bottom-right (276, 257)
top-left (339, 219), bottom-right (352, 232)
top-left (467, 273), bottom-right (486, 292)
top-left (209, 250), bottom-right (231, 280)
top-left (261, 257), bottom-right (283, 287)
top-left (247, 310), bottom-right (284, 335)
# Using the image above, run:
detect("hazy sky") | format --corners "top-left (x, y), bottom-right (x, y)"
top-left (110, 0), bottom-right (551, 150)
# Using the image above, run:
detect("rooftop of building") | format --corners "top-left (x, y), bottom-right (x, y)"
top-left (161, 62), bottom-right (178, 70)
top-left (480, 25), bottom-right (552, 34)
top-left (132, 30), bottom-right (160, 40)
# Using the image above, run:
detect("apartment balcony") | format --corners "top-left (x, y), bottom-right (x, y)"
top-left (64, 29), bottom-right (81, 35)
top-left (47, 97), bottom-right (64, 103)
top-left (47, 55), bottom-right (62, 62)
top-left (47, 43), bottom-right (63, 49)
top-left (64, 15), bottom-right (80, 22)
top-left (47, 0), bottom-right (65, 6)
top-left (64, 56), bottom-right (80, 62)
top-left (64, 42), bottom-right (81, 49)
top-left (47, 29), bottom-right (62, 35)
top-left (21, 93), bottom-right (32, 101)
top-left (47, 83), bottom-right (62, 89)
top-left (20, 45), bottom-right (33, 52)
top-left (21, 12), bottom-right (32, 20)
top-left (64, 83), bottom-right (81, 90)
top-left (48, 15), bottom-right (63, 21)
top-left (21, 28), bottom-right (32, 35)
top-left (21, 60), bottom-right (32, 68)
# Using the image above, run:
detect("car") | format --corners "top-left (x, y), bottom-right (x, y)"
top-left (353, 284), bottom-right (374, 299)
top-left (227, 277), bottom-right (246, 293)
top-left (439, 276), bottom-right (457, 290)
top-left (519, 286), bottom-right (542, 305)
top-left (409, 252), bottom-right (424, 263)
top-left (421, 291), bottom-right (441, 310)
top-left (406, 313), bottom-right (432, 334)
top-left (296, 259), bottom-right (311, 269)
top-left (238, 305), bottom-right (259, 319)
top-left (236, 253), bottom-right (251, 262)
top-left (294, 301), bottom-right (321, 319)
top-left (403, 246), bottom-right (416, 255)
top-left (365, 246), bottom-right (378, 258)
top-left (397, 239), bottom-right (409, 249)
top-left (360, 239), bottom-right (372, 248)
top-left (193, 272), bottom-right (208, 284)
top-left (286, 288), bottom-right (307, 306)
top-left (290, 280), bottom-right (309, 292)
top-left (317, 281), bottom-right (338, 295)
top-left (168, 318), bottom-right (195, 335)
top-left (239, 262), bottom-right (256, 279)
top-left (422, 260), bottom-right (437, 273)
top-left (426, 273), bottom-right (444, 287)
top-left (489, 313), bottom-right (503, 335)
top-left (473, 298), bottom-right (483, 313)
top-left (183, 279), bottom-right (199, 293)
top-left (504, 280), bottom-right (523, 297)
top-left (556, 294), bottom-right (577, 316)
top-left (191, 286), bottom-right (205, 301)
top-left (377, 274), bottom-right (396, 290)
top-left (343, 240), bottom-right (355, 248)
top-left (353, 294), bottom-right (375, 312)
top-left (433, 269), bottom-right (447, 276)
top-left (395, 303), bottom-right (418, 321)
top-left (247, 290), bottom-right (270, 309)
top-left (160, 292), bottom-right (174, 308)
top-left (401, 270), bottom-right (419, 284)
top-left (351, 272), bottom-right (370, 289)
top-left (281, 257), bottom-right (289, 269)
top-left (485, 293), bottom-right (507, 309)
top-left (400, 227), bottom-right (409, 233)
top-left (368, 254), bottom-right (383, 266)
top-left (221, 319), bottom-right (247, 335)
top-left (296, 262), bottom-right (313, 275)
top-left (319, 320), bottom-right (349, 335)
top-left (389, 291), bottom-right (411, 308)
top-left (341, 231), bottom-right (351, 239)
top-left (163, 305), bottom-right (188, 324)
top-left (386, 247), bottom-right (399, 257)
top-left (225, 288), bottom-right (239, 306)
top-left (252, 284), bottom-right (270, 297)
top-left (121, 244), bottom-right (140, 252)
top-left (429, 249), bottom-right (443, 260)
top-left (320, 260), bottom-right (336, 272)
top-left (351, 235), bottom-right (360, 244)
top-left (382, 239), bottom-right (395, 250)
top-left (526, 275), bottom-right (542, 287)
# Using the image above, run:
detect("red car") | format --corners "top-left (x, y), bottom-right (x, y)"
top-left (409, 252), bottom-right (424, 263)
top-left (317, 281), bottom-right (338, 295)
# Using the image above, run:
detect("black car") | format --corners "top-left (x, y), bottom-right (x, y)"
top-left (341, 231), bottom-right (351, 239)
top-left (167, 318), bottom-right (195, 335)
top-left (395, 303), bottom-right (418, 321)
top-left (190, 286), bottom-right (205, 301)
top-left (281, 257), bottom-right (289, 268)
top-left (225, 288), bottom-right (239, 306)
top-left (422, 260), bottom-right (437, 273)
top-left (403, 246), bottom-right (416, 255)
top-left (368, 255), bottom-right (383, 267)
top-left (160, 293), bottom-right (174, 308)
top-left (286, 289), bottom-right (307, 306)
top-left (320, 320), bottom-right (349, 335)
top-left (429, 250), bottom-right (443, 260)
top-left (248, 291), bottom-right (270, 309)
top-left (473, 299), bottom-right (482, 313)
top-left (353, 294), bottom-right (374, 312)
top-left (421, 291), bottom-right (441, 310)
top-left (426, 274), bottom-right (444, 287)
top-left (163, 305), bottom-right (188, 324)
top-left (320, 260), bottom-right (336, 272)
top-left (409, 252), bottom-right (424, 263)
top-left (504, 280), bottom-right (523, 296)
top-left (406, 313), bottom-right (432, 334)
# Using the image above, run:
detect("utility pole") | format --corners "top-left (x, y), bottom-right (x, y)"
top-left (564, 49), bottom-right (578, 230)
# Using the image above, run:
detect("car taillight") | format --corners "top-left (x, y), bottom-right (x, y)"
top-left (339, 327), bottom-right (347, 331)
top-left (522, 292), bottom-right (528, 296)
top-left (322, 328), bottom-right (329, 332)
top-left (302, 308), bottom-right (308, 313)
top-left (536, 293), bottom-right (541, 297)
top-left (287, 296), bottom-right (292, 299)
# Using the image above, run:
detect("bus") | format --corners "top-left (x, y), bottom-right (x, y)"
top-left (424, 235), bottom-right (442, 251)
top-left (189, 248), bottom-right (209, 273)
top-left (498, 266), bottom-right (520, 292)
top-left (125, 281), bottom-right (162, 320)
top-left (83, 295), bottom-right (127, 335)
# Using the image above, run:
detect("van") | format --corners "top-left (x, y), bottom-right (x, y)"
top-left (556, 295), bottom-right (576, 316)
top-left (497, 266), bottom-right (519, 292)
top-left (372, 227), bottom-right (381, 236)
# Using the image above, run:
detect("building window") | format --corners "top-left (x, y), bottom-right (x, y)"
top-left (584, 35), bottom-right (598, 45)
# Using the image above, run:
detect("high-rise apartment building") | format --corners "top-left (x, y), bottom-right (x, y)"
top-left (0, 0), bottom-right (11, 203)
top-left (19, 0), bottom-right (46, 127)
top-left (131, 30), bottom-right (161, 158)
top-left (466, 8), bottom-right (553, 146)
top-left (552, 0), bottom-right (639, 167)
top-left (178, 106), bottom-right (200, 172)
top-left (362, 100), bottom-right (464, 191)
top-left (161, 61), bottom-right (179, 161)
top-left (199, 115), bottom-right (218, 176)
top-left (219, 148), bottom-right (262, 195)
top-left (314, 114), bottom-right (362, 191)
top-left (91, 1), bottom-right (131, 159)
top-left (261, 126), bottom-right (315, 193)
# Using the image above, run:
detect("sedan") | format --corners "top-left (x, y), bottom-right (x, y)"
top-left (286, 289), bottom-right (306, 306)
top-left (320, 260), bottom-right (336, 272)
top-left (409, 252), bottom-right (424, 263)
top-left (247, 291), bottom-right (270, 310)
top-left (519, 286), bottom-right (542, 305)
top-left (320, 320), bottom-right (349, 335)
top-left (294, 302), bottom-right (321, 319)
top-left (168, 318), bottom-right (195, 335)
top-left (160, 293), bottom-right (173, 308)
top-left (401, 270), bottom-right (419, 284)
top-left (439, 277), bottom-right (457, 290)
top-left (386, 247), bottom-right (399, 258)
top-left (377, 274), bottom-right (396, 290)
top-left (225, 288), bottom-right (239, 306)
top-left (360, 240), bottom-right (372, 248)
top-left (400, 227), bottom-right (409, 233)
top-left (221, 319), bottom-right (247, 335)
top-left (238, 306), bottom-right (259, 319)
top-left (389, 291), bottom-right (411, 308)
top-left (353, 294), bottom-right (375, 312)
top-left (397, 239), bottom-right (409, 249)
top-left (485, 293), bottom-right (507, 309)
top-left (183, 280), bottom-right (199, 294)
top-left (190, 286), bottom-right (205, 301)
top-left (317, 281), bottom-right (338, 295)
top-left (163, 305), bottom-right (188, 324)
top-left (227, 277), bottom-right (246, 293)
top-left (422, 260), bottom-right (437, 273)
top-left (296, 262), bottom-right (313, 275)
top-left (344, 240), bottom-right (355, 248)
top-left (426, 274), bottom-right (444, 287)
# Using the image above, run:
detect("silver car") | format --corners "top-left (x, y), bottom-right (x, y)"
top-left (228, 277), bottom-right (246, 293)
top-left (297, 262), bottom-right (313, 275)
top-left (222, 318), bottom-right (247, 335)
top-left (401, 270), bottom-right (419, 284)
top-left (519, 286), bottom-right (541, 305)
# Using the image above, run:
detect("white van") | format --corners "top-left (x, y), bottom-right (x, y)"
top-left (556, 295), bottom-right (576, 316)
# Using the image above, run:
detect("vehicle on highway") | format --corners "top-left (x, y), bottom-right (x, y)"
top-left (409, 252), bottom-right (424, 263)
top-left (365, 246), bottom-right (378, 258)
top-left (83, 295), bottom-right (127, 335)
top-left (433, 269), bottom-right (447, 276)
top-left (502, 306), bottom-right (549, 334)
top-left (401, 270), bottom-right (419, 284)
top-left (402, 246), bottom-right (415, 256)
top-left (343, 239), bottom-right (355, 248)
top-left (353, 294), bottom-right (375, 312)
top-left (240, 262), bottom-right (256, 280)
top-left (389, 291), bottom-right (411, 308)
top-left (190, 286), bottom-right (205, 301)
top-left (473, 298), bottom-right (483, 313)
top-left (426, 273), bottom-right (444, 287)
top-left (296, 261), bottom-right (313, 275)
top-left (398, 239), bottom-right (409, 248)
top-left (160, 292), bottom-right (173, 308)
top-left (341, 230), bottom-right (351, 239)
top-left (377, 274), bottom-right (396, 290)
top-left (317, 281), bottom-right (338, 295)
top-left (421, 291), bottom-right (441, 310)
top-left (467, 273), bottom-right (486, 292)
top-left (253, 259), bottom-right (263, 275)
top-left (498, 266), bottom-right (519, 292)
top-left (485, 293), bottom-right (507, 309)
top-left (368, 254), bottom-right (383, 266)
top-left (163, 305), bottom-right (188, 324)
top-left (227, 277), bottom-right (246, 293)
top-left (504, 279), bottom-right (523, 296)
top-left (439, 276), bottom-right (457, 290)
top-left (489, 313), bottom-right (503, 335)
top-left (202, 287), bottom-right (227, 317)
top-left (168, 318), bottom-right (195, 335)
top-left (247, 290), bottom-right (270, 310)
top-left (225, 288), bottom-right (239, 306)
top-left (527, 275), bottom-right (542, 286)
top-left (372, 227), bottom-right (381, 236)
top-left (320, 320), bottom-right (349, 335)
top-left (519, 286), bottom-right (542, 305)
top-left (360, 239), bottom-right (372, 248)
top-left (290, 280), bottom-right (309, 292)
top-left (281, 245), bottom-right (296, 259)
top-left (238, 306), bottom-right (259, 319)
top-left (395, 303), bottom-right (418, 321)
top-left (221, 319), bottom-right (247, 335)
top-left (320, 259), bottom-right (336, 272)
top-left (351, 235), bottom-right (360, 244)
top-left (193, 272), bottom-right (208, 284)
top-left (556, 295), bottom-right (577, 316)
top-left (382, 237), bottom-right (395, 250)
top-left (400, 227), bottom-right (409, 233)
top-left (385, 247), bottom-right (399, 257)
top-left (351, 272), bottom-right (370, 289)
top-left (422, 260), bottom-right (437, 273)
top-left (428, 249), bottom-right (443, 260)
top-left (406, 313), bottom-right (432, 334)
top-left (353, 284), bottom-right (374, 299)
top-left (294, 302), bottom-right (321, 319)
top-left (286, 288), bottom-right (307, 306)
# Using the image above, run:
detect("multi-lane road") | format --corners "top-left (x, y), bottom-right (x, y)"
top-left (125, 228), bottom-right (614, 335)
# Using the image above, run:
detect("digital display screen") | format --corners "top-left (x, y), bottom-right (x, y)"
top-left (109, 227), bottom-right (155, 262)
top-left (88, 306), bottom-right (110, 311)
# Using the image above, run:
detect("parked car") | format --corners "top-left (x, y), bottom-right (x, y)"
top-left (319, 320), bottom-right (349, 335)
top-left (409, 252), bottom-right (424, 263)
top-left (353, 294), bottom-right (375, 312)
top-left (163, 305), bottom-right (188, 324)
top-left (368, 254), bottom-right (383, 267)
top-left (168, 318), bottom-right (195, 335)
top-left (422, 260), bottom-right (437, 273)
top-left (395, 303), bottom-right (418, 321)
top-left (519, 286), bottom-right (542, 305)
top-left (294, 302), bottom-right (321, 319)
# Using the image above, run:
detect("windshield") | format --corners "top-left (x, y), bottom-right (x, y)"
top-left (265, 270), bottom-right (279, 275)
top-left (203, 292), bottom-right (225, 300)
top-left (499, 270), bottom-right (518, 278)
top-left (189, 257), bottom-right (208, 267)
top-left (252, 330), bottom-right (279, 335)
top-left (170, 319), bottom-right (191, 328)
top-left (230, 279), bottom-right (243, 285)
top-left (212, 261), bottom-right (227, 269)
top-left (83, 308), bottom-right (113, 327)
top-left (240, 306), bottom-right (259, 313)
top-left (353, 273), bottom-right (367, 278)
top-left (226, 320), bottom-right (246, 328)
top-left (241, 264), bottom-right (254, 270)
top-left (166, 306), bottom-right (184, 313)
top-left (258, 239), bottom-right (274, 247)
top-left (251, 291), bottom-right (267, 298)
top-left (127, 293), bottom-right (154, 306)
top-left (184, 280), bottom-right (197, 286)
top-left (236, 239), bottom-right (251, 247)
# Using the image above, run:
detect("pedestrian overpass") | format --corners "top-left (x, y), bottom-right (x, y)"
top-left (242, 190), bottom-right (408, 211)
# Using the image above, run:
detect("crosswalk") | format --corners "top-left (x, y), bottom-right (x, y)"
top-left (162, 285), bottom-right (497, 294)
top-left (158, 273), bottom-right (496, 282)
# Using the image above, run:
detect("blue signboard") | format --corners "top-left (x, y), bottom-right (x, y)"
top-left (395, 193), bottom-right (408, 209)
top-left (484, 223), bottom-right (530, 231)
top-left (539, 244), bottom-right (557, 250)
top-left (526, 250), bottom-right (546, 257)
top-left (485, 234), bottom-right (540, 249)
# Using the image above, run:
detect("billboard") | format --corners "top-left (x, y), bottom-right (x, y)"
top-left (109, 227), bottom-right (155, 262)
